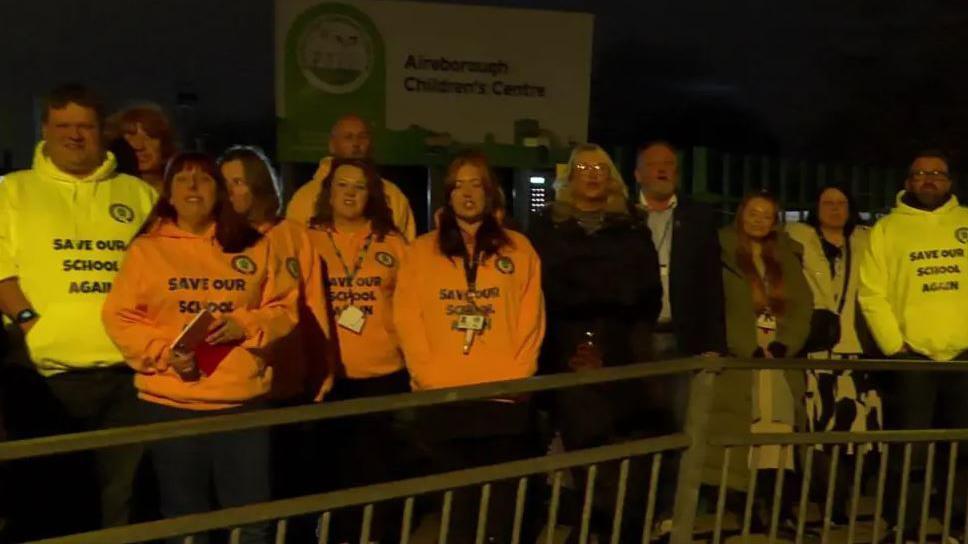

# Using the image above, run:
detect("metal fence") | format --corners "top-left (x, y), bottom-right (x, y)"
top-left (608, 145), bottom-right (911, 222)
top-left (1, 357), bottom-right (966, 544)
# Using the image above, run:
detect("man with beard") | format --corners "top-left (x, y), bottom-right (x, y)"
top-left (859, 150), bottom-right (968, 542)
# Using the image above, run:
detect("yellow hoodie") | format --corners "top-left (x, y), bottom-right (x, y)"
top-left (285, 157), bottom-right (416, 241)
top-left (859, 191), bottom-right (968, 360)
top-left (102, 220), bottom-right (299, 410)
top-left (393, 229), bottom-right (545, 390)
top-left (0, 142), bottom-right (157, 375)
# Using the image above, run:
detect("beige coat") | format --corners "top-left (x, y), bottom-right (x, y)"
top-left (785, 222), bottom-right (869, 354)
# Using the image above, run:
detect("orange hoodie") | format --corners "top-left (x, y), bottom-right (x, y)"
top-left (286, 157), bottom-right (416, 241)
top-left (393, 229), bottom-right (545, 390)
top-left (102, 220), bottom-right (299, 410)
top-left (260, 219), bottom-right (334, 402)
top-left (307, 224), bottom-right (408, 379)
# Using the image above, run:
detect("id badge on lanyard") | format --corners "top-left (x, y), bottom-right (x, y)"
top-left (756, 311), bottom-right (777, 333)
top-left (329, 231), bottom-right (373, 335)
top-left (456, 248), bottom-right (487, 355)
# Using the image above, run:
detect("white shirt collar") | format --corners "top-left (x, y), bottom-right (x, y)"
top-left (639, 191), bottom-right (678, 211)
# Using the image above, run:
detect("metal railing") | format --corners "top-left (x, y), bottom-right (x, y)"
top-left (1, 357), bottom-right (966, 544)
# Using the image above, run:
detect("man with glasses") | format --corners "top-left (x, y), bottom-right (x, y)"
top-left (859, 150), bottom-right (968, 542)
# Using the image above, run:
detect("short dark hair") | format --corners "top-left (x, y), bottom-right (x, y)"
top-left (635, 140), bottom-right (679, 167)
top-left (43, 83), bottom-right (105, 125)
top-left (804, 183), bottom-right (864, 237)
top-left (910, 149), bottom-right (953, 176)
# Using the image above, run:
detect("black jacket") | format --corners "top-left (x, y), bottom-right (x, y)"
top-left (651, 197), bottom-right (727, 355)
top-left (527, 202), bottom-right (662, 373)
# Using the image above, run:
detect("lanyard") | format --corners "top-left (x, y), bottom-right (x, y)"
top-left (462, 246), bottom-right (483, 302)
top-left (327, 230), bottom-right (374, 286)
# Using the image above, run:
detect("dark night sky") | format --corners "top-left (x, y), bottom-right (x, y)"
top-left (2, 0), bottom-right (968, 169)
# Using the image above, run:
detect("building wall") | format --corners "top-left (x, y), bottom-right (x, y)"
top-left (0, 0), bottom-right (275, 169)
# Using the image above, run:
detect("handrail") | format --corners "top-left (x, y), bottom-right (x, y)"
top-left (30, 433), bottom-right (691, 544)
top-left (718, 358), bottom-right (968, 372)
top-left (708, 428), bottom-right (968, 447)
top-left (0, 357), bottom-right (706, 461)
top-left (2, 356), bottom-right (966, 461)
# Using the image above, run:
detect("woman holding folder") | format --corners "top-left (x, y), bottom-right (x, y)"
top-left (103, 151), bottom-right (298, 544)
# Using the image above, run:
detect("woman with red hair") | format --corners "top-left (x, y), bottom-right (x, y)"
top-left (710, 191), bottom-right (812, 533)
top-left (106, 105), bottom-right (176, 192)
top-left (395, 151), bottom-right (545, 543)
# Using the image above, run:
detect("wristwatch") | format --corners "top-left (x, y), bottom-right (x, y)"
top-left (14, 308), bottom-right (39, 324)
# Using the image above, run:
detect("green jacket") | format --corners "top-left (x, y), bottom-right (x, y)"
top-left (719, 226), bottom-right (813, 358)
top-left (702, 226), bottom-right (812, 489)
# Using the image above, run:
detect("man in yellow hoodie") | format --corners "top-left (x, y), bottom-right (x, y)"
top-left (858, 150), bottom-right (968, 539)
top-left (285, 114), bottom-right (417, 240)
top-left (0, 84), bottom-right (157, 531)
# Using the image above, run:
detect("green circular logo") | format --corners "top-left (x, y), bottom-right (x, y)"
top-left (232, 255), bottom-right (258, 276)
top-left (285, 257), bottom-right (301, 279)
top-left (109, 203), bottom-right (135, 224)
top-left (297, 13), bottom-right (374, 94)
top-left (496, 256), bottom-right (515, 275)
top-left (956, 227), bottom-right (968, 244)
top-left (375, 251), bottom-right (395, 268)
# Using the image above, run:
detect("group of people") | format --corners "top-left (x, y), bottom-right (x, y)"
top-left (1, 83), bottom-right (967, 544)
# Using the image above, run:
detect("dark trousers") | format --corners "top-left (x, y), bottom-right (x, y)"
top-left (45, 367), bottom-right (144, 529)
top-left (269, 398), bottom-right (321, 543)
top-left (140, 401), bottom-right (272, 544)
top-left (417, 400), bottom-right (538, 544)
top-left (556, 378), bottom-right (678, 541)
top-left (324, 369), bottom-right (410, 542)
top-left (883, 369), bottom-right (968, 531)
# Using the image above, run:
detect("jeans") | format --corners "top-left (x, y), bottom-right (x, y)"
top-left (46, 367), bottom-right (144, 529)
top-left (140, 400), bottom-right (272, 544)
top-left (883, 367), bottom-right (968, 531)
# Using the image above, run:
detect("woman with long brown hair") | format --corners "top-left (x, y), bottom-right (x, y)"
top-left (395, 151), bottom-right (544, 543)
top-left (218, 146), bottom-right (331, 403)
top-left (711, 191), bottom-right (812, 532)
top-left (306, 157), bottom-right (410, 542)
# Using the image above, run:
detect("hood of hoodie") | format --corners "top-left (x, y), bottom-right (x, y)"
top-left (33, 141), bottom-right (119, 184)
top-left (893, 190), bottom-right (961, 217)
top-left (145, 218), bottom-right (218, 242)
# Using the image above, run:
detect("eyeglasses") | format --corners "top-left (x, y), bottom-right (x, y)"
top-left (574, 163), bottom-right (608, 174)
top-left (909, 169), bottom-right (951, 180)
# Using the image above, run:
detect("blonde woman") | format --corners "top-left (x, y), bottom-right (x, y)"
top-left (527, 143), bottom-right (662, 542)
